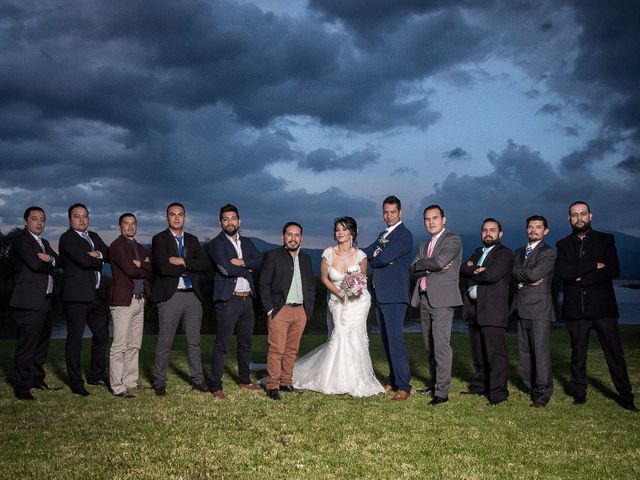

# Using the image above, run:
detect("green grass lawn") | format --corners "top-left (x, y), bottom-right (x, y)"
top-left (1, 328), bottom-right (638, 479)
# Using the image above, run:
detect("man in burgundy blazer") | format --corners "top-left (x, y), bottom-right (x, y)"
top-left (108, 213), bottom-right (151, 398)
top-left (10, 206), bottom-right (61, 400)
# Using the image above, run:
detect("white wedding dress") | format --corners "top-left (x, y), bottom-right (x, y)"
top-left (292, 248), bottom-right (384, 397)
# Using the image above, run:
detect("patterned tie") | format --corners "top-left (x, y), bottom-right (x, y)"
top-left (81, 232), bottom-right (100, 288)
top-left (524, 244), bottom-right (533, 260)
top-left (176, 236), bottom-right (193, 288)
top-left (419, 236), bottom-right (438, 290)
top-left (36, 236), bottom-right (54, 294)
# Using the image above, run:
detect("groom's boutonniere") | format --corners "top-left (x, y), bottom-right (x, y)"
top-left (373, 236), bottom-right (389, 257)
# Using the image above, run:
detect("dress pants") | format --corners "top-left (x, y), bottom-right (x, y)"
top-left (419, 294), bottom-right (453, 398)
top-left (517, 317), bottom-right (553, 404)
top-left (467, 303), bottom-right (509, 402)
top-left (210, 295), bottom-right (255, 391)
top-left (153, 291), bottom-right (204, 388)
top-left (566, 317), bottom-right (634, 403)
top-left (12, 300), bottom-right (54, 394)
top-left (266, 305), bottom-right (306, 390)
top-left (109, 297), bottom-right (145, 395)
top-left (374, 299), bottom-right (411, 392)
top-left (64, 293), bottom-right (109, 388)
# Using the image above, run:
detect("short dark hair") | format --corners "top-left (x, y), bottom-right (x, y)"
top-left (334, 216), bottom-right (358, 244)
top-left (569, 200), bottom-right (590, 214)
top-left (383, 195), bottom-right (401, 210)
top-left (23, 206), bottom-right (45, 221)
top-left (526, 215), bottom-right (548, 229)
top-left (68, 203), bottom-right (88, 218)
top-left (219, 204), bottom-right (239, 221)
top-left (283, 221), bottom-right (303, 235)
top-left (423, 204), bottom-right (444, 218)
top-left (119, 212), bottom-right (137, 225)
top-left (482, 217), bottom-right (502, 232)
top-left (166, 202), bottom-right (185, 215)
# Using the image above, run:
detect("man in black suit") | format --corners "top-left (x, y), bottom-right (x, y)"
top-left (460, 218), bottom-right (514, 405)
top-left (512, 215), bottom-right (555, 408)
top-left (207, 204), bottom-right (262, 399)
top-left (259, 222), bottom-right (315, 400)
top-left (59, 203), bottom-right (110, 396)
top-left (151, 202), bottom-right (211, 396)
top-left (556, 201), bottom-right (637, 411)
top-left (10, 206), bottom-right (61, 400)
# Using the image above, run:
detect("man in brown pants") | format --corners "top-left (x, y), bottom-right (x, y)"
top-left (259, 222), bottom-right (315, 400)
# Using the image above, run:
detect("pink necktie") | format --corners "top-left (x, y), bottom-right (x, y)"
top-left (420, 236), bottom-right (438, 290)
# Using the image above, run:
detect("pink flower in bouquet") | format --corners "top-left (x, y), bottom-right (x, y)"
top-left (340, 271), bottom-right (367, 298)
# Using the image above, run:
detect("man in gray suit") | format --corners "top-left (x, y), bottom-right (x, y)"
top-left (512, 215), bottom-right (555, 408)
top-left (410, 205), bottom-right (463, 405)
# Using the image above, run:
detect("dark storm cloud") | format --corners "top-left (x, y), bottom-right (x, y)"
top-left (443, 147), bottom-right (470, 161)
top-left (616, 155), bottom-right (640, 174)
top-left (415, 139), bottom-right (640, 237)
top-left (298, 148), bottom-right (379, 173)
top-left (537, 103), bottom-right (562, 115)
top-left (559, 136), bottom-right (617, 171)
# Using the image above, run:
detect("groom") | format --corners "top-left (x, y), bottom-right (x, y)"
top-left (364, 195), bottom-right (413, 400)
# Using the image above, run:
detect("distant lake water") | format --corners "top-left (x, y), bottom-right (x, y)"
top-left (48, 279), bottom-right (640, 339)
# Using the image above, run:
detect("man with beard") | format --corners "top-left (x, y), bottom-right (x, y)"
top-left (207, 204), bottom-right (263, 399)
top-left (556, 201), bottom-right (637, 411)
top-left (259, 222), bottom-right (315, 400)
top-left (512, 215), bottom-right (555, 408)
top-left (460, 218), bottom-right (514, 405)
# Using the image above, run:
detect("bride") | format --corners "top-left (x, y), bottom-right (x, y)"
top-left (292, 217), bottom-right (384, 397)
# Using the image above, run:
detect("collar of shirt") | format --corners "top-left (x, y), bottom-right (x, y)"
top-left (74, 229), bottom-right (89, 236)
top-left (384, 221), bottom-right (403, 236)
top-left (432, 228), bottom-right (445, 241)
top-left (28, 231), bottom-right (43, 243)
top-left (482, 245), bottom-right (496, 254)
top-left (225, 233), bottom-right (240, 244)
top-left (527, 240), bottom-right (542, 250)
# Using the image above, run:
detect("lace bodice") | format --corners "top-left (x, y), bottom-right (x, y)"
top-left (322, 247), bottom-right (367, 284)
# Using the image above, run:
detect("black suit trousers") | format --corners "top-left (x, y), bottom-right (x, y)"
top-left (63, 293), bottom-right (109, 388)
top-left (566, 317), bottom-right (633, 403)
top-left (209, 296), bottom-right (255, 390)
top-left (11, 302), bottom-right (54, 393)
top-left (467, 303), bottom-right (509, 402)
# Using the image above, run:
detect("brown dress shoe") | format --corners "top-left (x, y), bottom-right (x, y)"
top-left (211, 390), bottom-right (225, 399)
top-left (392, 390), bottom-right (410, 401)
top-left (239, 383), bottom-right (259, 390)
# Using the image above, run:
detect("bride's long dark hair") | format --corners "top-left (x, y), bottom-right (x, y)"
top-left (333, 216), bottom-right (358, 246)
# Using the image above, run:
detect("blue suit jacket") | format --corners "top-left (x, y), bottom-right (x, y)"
top-left (208, 231), bottom-right (262, 302)
top-left (363, 222), bottom-right (413, 304)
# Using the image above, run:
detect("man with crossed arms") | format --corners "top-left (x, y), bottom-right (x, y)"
top-left (410, 204), bottom-right (462, 405)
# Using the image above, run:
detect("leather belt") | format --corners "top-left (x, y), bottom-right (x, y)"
top-left (177, 288), bottom-right (194, 293)
top-left (286, 303), bottom-right (302, 307)
top-left (233, 291), bottom-right (251, 297)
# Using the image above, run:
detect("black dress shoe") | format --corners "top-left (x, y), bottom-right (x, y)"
top-left (460, 390), bottom-right (484, 396)
top-left (154, 386), bottom-right (167, 397)
top-left (572, 397), bottom-right (586, 405)
top-left (71, 386), bottom-right (91, 396)
top-left (429, 396), bottom-right (449, 405)
top-left (415, 388), bottom-right (434, 396)
top-left (279, 385), bottom-right (295, 393)
top-left (114, 391), bottom-right (135, 399)
top-left (488, 398), bottom-right (507, 406)
top-left (267, 389), bottom-right (282, 400)
top-left (191, 383), bottom-right (209, 393)
top-left (33, 382), bottom-right (61, 391)
top-left (15, 391), bottom-right (35, 401)
top-left (87, 379), bottom-right (108, 387)
top-left (620, 401), bottom-right (639, 412)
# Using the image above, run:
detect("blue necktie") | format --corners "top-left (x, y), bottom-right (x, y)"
top-left (524, 244), bottom-right (533, 260)
top-left (468, 247), bottom-right (490, 298)
top-left (81, 232), bottom-right (100, 288)
top-left (176, 236), bottom-right (193, 288)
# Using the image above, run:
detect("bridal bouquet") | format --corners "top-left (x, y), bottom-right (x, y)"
top-left (340, 271), bottom-right (368, 299)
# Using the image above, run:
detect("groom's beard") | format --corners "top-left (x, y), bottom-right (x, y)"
top-left (482, 236), bottom-right (499, 247)
top-left (571, 220), bottom-right (591, 234)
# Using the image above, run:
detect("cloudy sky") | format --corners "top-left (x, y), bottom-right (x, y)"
top-left (1, 0), bottom-right (639, 248)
